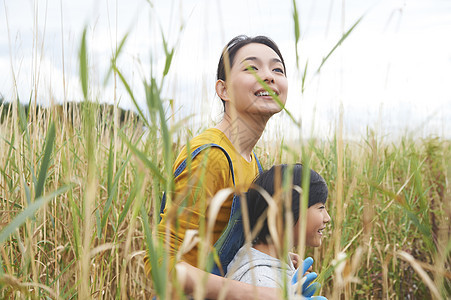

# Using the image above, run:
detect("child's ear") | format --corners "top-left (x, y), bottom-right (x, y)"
top-left (215, 80), bottom-right (229, 102)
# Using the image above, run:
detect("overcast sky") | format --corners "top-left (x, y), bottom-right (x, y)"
top-left (1, 0), bottom-right (450, 139)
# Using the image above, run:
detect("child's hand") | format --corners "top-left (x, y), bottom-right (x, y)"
top-left (289, 252), bottom-right (301, 269)
top-left (291, 257), bottom-right (323, 298)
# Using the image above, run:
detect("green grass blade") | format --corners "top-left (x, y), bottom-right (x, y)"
top-left (104, 32), bottom-right (129, 86)
top-left (151, 77), bottom-right (172, 172)
top-left (0, 167), bottom-right (12, 192)
top-left (100, 154), bottom-right (131, 232)
top-left (35, 122), bottom-right (56, 199)
top-left (405, 210), bottom-right (435, 253)
top-left (160, 30), bottom-right (174, 77)
top-left (160, 26), bottom-right (175, 77)
top-left (79, 27), bottom-right (89, 101)
top-left (141, 206), bottom-right (167, 299)
top-left (67, 190), bottom-right (81, 259)
top-left (17, 99), bottom-right (28, 135)
top-left (292, 0), bottom-right (300, 68)
top-left (49, 258), bottom-right (76, 287)
top-left (112, 65), bottom-right (150, 128)
top-left (107, 137), bottom-right (114, 194)
top-left (248, 67), bottom-right (300, 127)
top-left (117, 180), bottom-right (137, 227)
top-left (118, 130), bottom-right (166, 184)
top-left (95, 208), bottom-right (102, 239)
top-left (0, 185), bottom-right (72, 244)
top-left (316, 16), bottom-right (363, 74)
top-left (24, 179), bottom-right (31, 206)
top-left (301, 60), bottom-right (308, 94)
top-left (0, 133), bottom-right (15, 175)
top-left (163, 48), bottom-right (174, 77)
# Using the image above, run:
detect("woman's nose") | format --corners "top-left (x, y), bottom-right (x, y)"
top-left (262, 68), bottom-right (275, 83)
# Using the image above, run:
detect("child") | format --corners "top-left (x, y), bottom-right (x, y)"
top-left (226, 164), bottom-right (330, 296)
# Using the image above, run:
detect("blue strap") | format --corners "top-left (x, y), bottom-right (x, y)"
top-left (173, 143), bottom-right (235, 185)
top-left (211, 153), bottom-right (262, 276)
top-left (254, 151), bottom-right (263, 174)
top-left (158, 144), bottom-right (264, 277)
top-left (159, 146), bottom-right (263, 220)
top-left (159, 144), bottom-right (235, 219)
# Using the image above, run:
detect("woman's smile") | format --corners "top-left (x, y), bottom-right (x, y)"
top-left (224, 43), bottom-right (288, 117)
top-left (254, 88), bottom-right (280, 97)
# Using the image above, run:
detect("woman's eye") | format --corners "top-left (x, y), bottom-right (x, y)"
top-left (274, 67), bottom-right (284, 74)
top-left (246, 65), bottom-right (258, 71)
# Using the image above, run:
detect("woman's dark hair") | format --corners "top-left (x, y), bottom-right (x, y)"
top-left (246, 164), bottom-right (328, 244)
top-left (216, 35), bottom-right (286, 111)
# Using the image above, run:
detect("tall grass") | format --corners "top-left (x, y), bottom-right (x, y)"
top-left (1, 1), bottom-right (450, 299)
top-left (2, 103), bottom-right (449, 299)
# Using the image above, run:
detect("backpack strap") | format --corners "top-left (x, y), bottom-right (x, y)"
top-left (211, 152), bottom-right (263, 276)
top-left (159, 143), bottom-right (235, 219)
top-left (254, 151), bottom-right (263, 174)
top-left (159, 143), bottom-right (264, 277)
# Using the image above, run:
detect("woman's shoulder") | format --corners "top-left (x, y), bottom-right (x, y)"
top-left (173, 128), bottom-right (233, 172)
top-left (178, 129), bottom-right (234, 159)
top-left (189, 128), bottom-right (231, 148)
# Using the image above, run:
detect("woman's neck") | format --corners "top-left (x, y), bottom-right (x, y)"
top-left (214, 111), bottom-right (269, 162)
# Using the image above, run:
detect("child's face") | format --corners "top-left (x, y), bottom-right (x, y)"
top-left (295, 202), bottom-right (330, 247)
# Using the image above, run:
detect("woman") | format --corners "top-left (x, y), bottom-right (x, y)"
top-left (150, 35), bottom-right (292, 299)
top-left (226, 164), bottom-right (330, 298)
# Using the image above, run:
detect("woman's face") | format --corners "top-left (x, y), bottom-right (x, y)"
top-left (222, 43), bottom-right (288, 117)
top-left (294, 203), bottom-right (331, 247)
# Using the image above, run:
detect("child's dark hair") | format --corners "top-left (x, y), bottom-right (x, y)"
top-left (216, 35), bottom-right (286, 111)
top-left (246, 164), bottom-right (328, 244)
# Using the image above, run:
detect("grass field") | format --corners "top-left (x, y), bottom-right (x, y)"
top-left (1, 92), bottom-right (450, 299)
top-left (1, 1), bottom-right (450, 299)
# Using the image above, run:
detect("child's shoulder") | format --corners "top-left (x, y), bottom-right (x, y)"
top-left (226, 246), bottom-right (287, 286)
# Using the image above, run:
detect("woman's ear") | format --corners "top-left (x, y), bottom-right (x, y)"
top-left (215, 80), bottom-right (229, 102)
